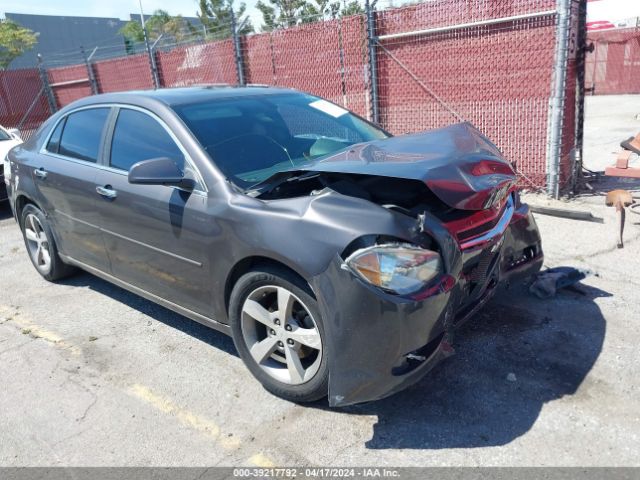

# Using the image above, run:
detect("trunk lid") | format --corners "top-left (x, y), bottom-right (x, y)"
top-left (298, 122), bottom-right (516, 210)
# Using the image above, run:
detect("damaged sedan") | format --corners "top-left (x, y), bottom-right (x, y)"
top-left (5, 87), bottom-right (543, 406)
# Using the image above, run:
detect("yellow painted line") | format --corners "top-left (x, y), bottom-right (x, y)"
top-left (0, 305), bottom-right (277, 465)
top-left (248, 452), bottom-right (277, 467)
top-left (0, 305), bottom-right (82, 355)
top-left (128, 383), bottom-right (242, 450)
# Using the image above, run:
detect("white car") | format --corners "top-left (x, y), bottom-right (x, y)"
top-left (1, 125), bottom-right (22, 201)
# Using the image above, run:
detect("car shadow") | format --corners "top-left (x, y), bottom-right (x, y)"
top-left (577, 172), bottom-right (640, 198)
top-left (59, 271), bottom-right (238, 357)
top-left (0, 201), bottom-right (13, 220)
top-left (61, 265), bottom-right (607, 451)
top-left (333, 280), bottom-right (609, 449)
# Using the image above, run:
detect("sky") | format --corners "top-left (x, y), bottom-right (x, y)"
top-left (587, 0), bottom-right (640, 23)
top-left (0, 0), bottom-right (263, 26)
top-left (1, 0), bottom-right (640, 30)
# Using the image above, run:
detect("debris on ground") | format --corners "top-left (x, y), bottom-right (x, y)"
top-left (529, 205), bottom-right (604, 223)
top-left (605, 189), bottom-right (635, 249)
top-left (506, 373), bottom-right (517, 382)
top-left (529, 267), bottom-right (594, 298)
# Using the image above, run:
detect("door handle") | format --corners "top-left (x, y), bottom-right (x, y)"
top-left (96, 185), bottom-right (117, 199)
top-left (34, 168), bottom-right (48, 179)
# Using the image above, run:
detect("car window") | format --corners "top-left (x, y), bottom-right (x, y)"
top-left (46, 118), bottom-right (66, 153)
top-left (0, 128), bottom-right (11, 141)
top-left (110, 109), bottom-right (184, 172)
top-left (58, 108), bottom-right (110, 163)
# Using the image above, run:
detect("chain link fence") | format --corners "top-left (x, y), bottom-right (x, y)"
top-left (586, 26), bottom-right (640, 95)
top-left (0, 0), bottom-right (588, 195)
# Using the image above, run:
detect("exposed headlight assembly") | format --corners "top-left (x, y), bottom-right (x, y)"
top-left (344, 243), bottom-right (442, 295)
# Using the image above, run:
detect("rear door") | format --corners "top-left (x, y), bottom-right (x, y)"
top-left (94, 106), bottom-right (213, 316)
top-left (33, 107), bottom-right (111, 270)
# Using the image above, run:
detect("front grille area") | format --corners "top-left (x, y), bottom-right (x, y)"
top-left (462, 248), bottom-right (501, 297)
top-left (455, 201), bottom-right (508, 243)
top-left (441, 193), bottom-right (512, 246)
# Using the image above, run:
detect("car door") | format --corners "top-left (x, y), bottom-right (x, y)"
top-left (94, 106), bottom-right (213, 316)
top-left (33, 107), bottom-right (111, 271)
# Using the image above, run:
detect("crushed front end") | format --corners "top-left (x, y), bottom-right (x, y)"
top-left (311, 190), bottom-right (542, 407)
top-left (257, 123), bottom-right (543, 406)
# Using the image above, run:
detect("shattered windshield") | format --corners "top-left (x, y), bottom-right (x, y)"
top-left (173, 93), bottom-right (388, 189)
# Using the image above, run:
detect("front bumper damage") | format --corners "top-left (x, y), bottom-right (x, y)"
top-left (312, 200), bottom-right (543, 407)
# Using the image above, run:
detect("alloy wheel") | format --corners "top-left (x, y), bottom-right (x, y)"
top-left (24, 213), bottom-right (52, 274)
top-left (240, 285), bottom-right (322, 385)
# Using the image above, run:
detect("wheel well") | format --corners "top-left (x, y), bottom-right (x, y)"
top-left (224, 256), bottom-right (314, 313)
top-left (14, 195), bottom-right (38, 226)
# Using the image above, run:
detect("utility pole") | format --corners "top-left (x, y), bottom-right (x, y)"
top-left (230, 9), bottom-right (245, 86)
top-left (139, 0), bottom-right (160, 88)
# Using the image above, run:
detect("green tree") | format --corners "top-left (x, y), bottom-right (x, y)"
top-left (300, 0), bottom-right (341, 23)
top-left (119, 10), bottom-right (195, 49)
top-left (340, 0), bottom-right (363, 17)
top-left (256, 0), bottom-right (310, 31)
top-left (0, 19), bottom-right (38, 70)
top-left (256, 0), bottom-right (362, 31)
top-left (198, 0), bottom-right (254, 40)
top-left (119, 20), bottom-right (145, 43)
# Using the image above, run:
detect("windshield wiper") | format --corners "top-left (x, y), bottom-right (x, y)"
top-left (245, 171), bottom-right (320, 198)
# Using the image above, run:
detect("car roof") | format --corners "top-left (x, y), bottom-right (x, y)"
top-left (66, 85), bottom-right (300, 110)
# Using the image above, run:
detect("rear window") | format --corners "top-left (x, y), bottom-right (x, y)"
top-left (0, 129), bottom-right (11, 141)
top-left (58, 108), bottom-right (110, 163)
top-left (46, 118), bottom-right (65, 153)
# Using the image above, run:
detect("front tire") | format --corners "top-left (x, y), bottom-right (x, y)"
top-left (20, 204), bottom-right (76, 281)
top-left (229, 266), bottom-right (329, 403)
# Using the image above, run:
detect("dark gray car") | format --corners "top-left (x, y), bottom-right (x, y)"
top-left (6, 87), bottom-right (543, 406)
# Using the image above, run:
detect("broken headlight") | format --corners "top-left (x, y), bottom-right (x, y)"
top-left (344, 244), bottom-right (442, 295)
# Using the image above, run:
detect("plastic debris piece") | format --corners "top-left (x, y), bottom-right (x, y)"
top-left (506, 373), bottom-right (517, 382)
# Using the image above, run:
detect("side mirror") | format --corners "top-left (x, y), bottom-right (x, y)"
top-left (128, 157), bottom-right (194, 190)
top-left (7, 128), bottom-right (21, 140)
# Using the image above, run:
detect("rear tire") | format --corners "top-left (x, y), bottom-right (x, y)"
top-left (20, 204), bottom-right (76, 281)
top-left (229, 266), bottom-right (328, 403)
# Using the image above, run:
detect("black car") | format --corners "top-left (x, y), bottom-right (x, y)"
top-left (5, 87), bottom-right (543, 406)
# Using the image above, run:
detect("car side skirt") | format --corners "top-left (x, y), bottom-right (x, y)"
top-left (59, 253), bottom-right (232, 336)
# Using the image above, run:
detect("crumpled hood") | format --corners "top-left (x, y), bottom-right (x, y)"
top-left (298, 122), bottom-right (516, 210)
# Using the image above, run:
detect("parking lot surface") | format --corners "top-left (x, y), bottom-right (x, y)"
top-left (1, 96), bottom-right (639, 466)
top-left (2, 191), bottom-right (639, 466)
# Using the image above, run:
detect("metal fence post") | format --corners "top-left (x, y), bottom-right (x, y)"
top-left (546, 0), bottom-right (571, 198)
top-left (365, 0), bottom-right (380, 124)
top-left (80, 46), bottom-right (99, 95)
top-left (571, 0), bottom-right (589, 195)
top-left (142, 24), bottom-right (160, 89)
top-left (337, 18), bottom-right (348, 108)
top-left (231, 9), bottom-right (245, 86)
top-left (37, 54), bottom-right (57, 114)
